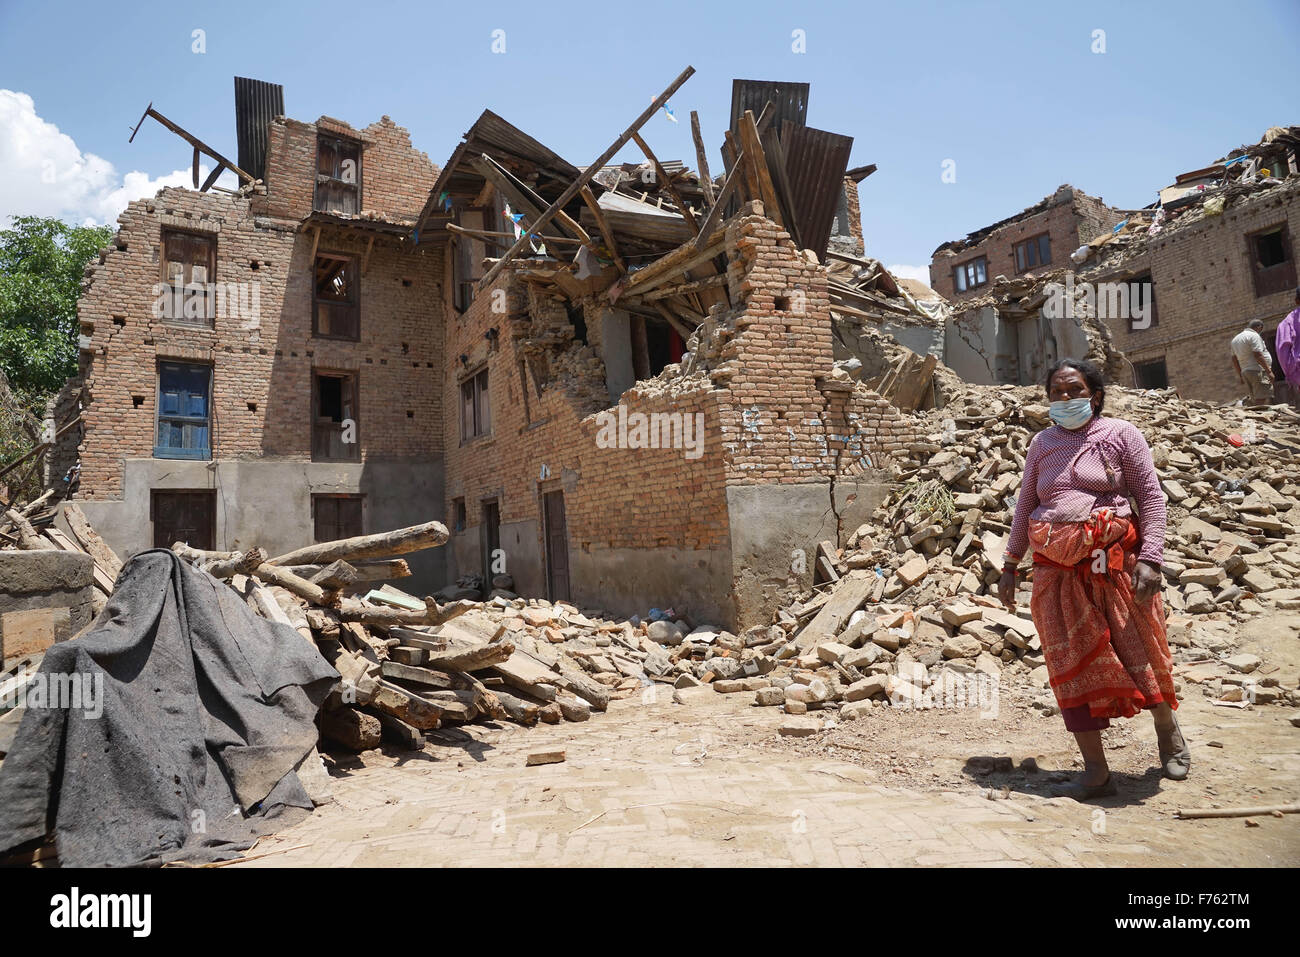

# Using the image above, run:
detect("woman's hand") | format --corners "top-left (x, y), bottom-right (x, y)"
top-left (1132, 560), bottom-right (1162, 603)
top-left (997, 569), bottom-right (1017, 611)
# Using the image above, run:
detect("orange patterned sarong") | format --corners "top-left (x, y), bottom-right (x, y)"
top-left (1028, 509), bottom-right (1178, 722)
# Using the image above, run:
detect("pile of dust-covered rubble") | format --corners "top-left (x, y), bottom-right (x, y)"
top-left (586, 382), bottom-right (1300, 737)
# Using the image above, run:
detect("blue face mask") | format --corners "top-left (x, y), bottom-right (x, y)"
top-left (1049, 397), bottom-right (1094, 429)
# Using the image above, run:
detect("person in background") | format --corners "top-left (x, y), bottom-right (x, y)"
top-left (998, 358), bottom-right (1187, 801)
top-left (1274, 287), bottom-right (1300, 390)
top-left (1230, 319), bottom-right (1275, 404)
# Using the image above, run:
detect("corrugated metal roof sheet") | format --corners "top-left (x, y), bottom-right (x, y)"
top-left (234, 77), bottom-right (283, 182)
top-left (730, 79), bottom-right (809, 137)
top-left (781, 122), bottom-right (853, 262)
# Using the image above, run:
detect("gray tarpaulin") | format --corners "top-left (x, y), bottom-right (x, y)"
top-left (0, 548), bottom-right (338, 867)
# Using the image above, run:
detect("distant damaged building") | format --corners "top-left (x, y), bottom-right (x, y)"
top-left (64, 73), bottom-right (933, 629)
top-left (926, 129), bottom-right (1300, 403)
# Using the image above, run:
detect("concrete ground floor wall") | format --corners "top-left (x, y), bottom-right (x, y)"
top-left (726, 474), bottom-right (889, 632)
top-left (75, 456), bottom-right (446, 594)
top-left (444, 472), bottom-right (892, 632)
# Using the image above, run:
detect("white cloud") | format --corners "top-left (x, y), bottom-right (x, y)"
top-left (886, 263), bottom-right (932, 284)
top-left (0, 90), bottom-right (238, 227)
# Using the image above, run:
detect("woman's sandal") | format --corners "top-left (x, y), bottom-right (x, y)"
top-left (1050, 772), bottom-right (1118, 801)
top-left (1158, 711), bottom-right (1191, 781)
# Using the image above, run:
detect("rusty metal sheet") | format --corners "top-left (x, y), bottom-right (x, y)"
top-left (730, 79), bottom-right (808, 137)
top-left (234, 77), bottom-right (283, 182)
top-left (781, 122), bottom-right (853, 261)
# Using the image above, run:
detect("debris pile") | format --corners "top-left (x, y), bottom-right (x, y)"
top-left (171, 523), bottom-right (667, 752)
top-left (698, 382), bottom-right (1300, 724)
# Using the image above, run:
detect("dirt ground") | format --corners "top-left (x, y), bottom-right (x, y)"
top-left (227, 611), bottom-right (1299, 868)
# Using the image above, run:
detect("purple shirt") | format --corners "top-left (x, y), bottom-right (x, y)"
top-left (1006, 416), bottom-right (1166, 566)
top-left (1276, 307), bottom-right (1300, 387)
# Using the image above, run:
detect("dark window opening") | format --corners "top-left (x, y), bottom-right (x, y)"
top-left (646, 318), bottom-right (674, 377)
top-left (453, 208), bottom-right (485, 312)
top-left (1128, 273), bottom-right (1158, 330)
top-left (315, 135), bottom-right (362, 215)
top-left (155, 361), bottom-right (211, 459)
top-left (1133, 358), bottom-right (1168, 389)
top-left (132, 395), bottom-right (144, 408)
top-left (460, 367), bottom-right (491, 441)
top-left (313, 254), bottom-right (360, 340)
top-left (312, 371), bottom-right (359, 462)
top-left (1249, 225), bottom-right (1296, 298)
top-left (481, 499), bottom-right (501, 587)
top-left (566, 302), bottom-right (589, 346)
top-left (453, 498), bottom-right (467, 533)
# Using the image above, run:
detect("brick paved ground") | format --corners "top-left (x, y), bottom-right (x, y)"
top-left (234, 690), bottom-right (1299, 868)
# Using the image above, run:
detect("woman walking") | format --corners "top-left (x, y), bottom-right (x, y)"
top-left (998, 358), bottom-right (1189, 800)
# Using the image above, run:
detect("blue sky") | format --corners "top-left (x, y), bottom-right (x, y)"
top-left (2, 0), bottom-right (1297, 280)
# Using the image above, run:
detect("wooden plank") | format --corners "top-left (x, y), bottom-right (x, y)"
top-left (477, 65), bottom-right (696, 290)
top-left (472, 154), bottom-right (591, 244)
top-left (62, 503), bottom-right (123, 578)
top-left (579, 185), bottom-right (626, 274)
top-left (380, 660), bottom-right (456, 689)
top-left (690, 110), bottom-right (715, 206)
top-left (266, 519), bottom-right (449, 567)
top-left (631, 131), bottom-right (698, 235)
top-left (737, 110), bottom-right (782, 228)
top-left (366, 708), bottom-right (425, 749)
top-left (795, 572), bottom-right (874, 649)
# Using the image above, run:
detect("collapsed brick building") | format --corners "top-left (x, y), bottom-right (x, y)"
top-left (929, 128), bottom-right (1300, 402)
top-left (62, 74), bottom-right (931, 629)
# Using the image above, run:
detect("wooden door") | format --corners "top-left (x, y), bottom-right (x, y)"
top-left (542, 490), bottom-right (570, 602)
top-left (152, 491), bottom-right (215, 550)
top-left (481, 499), bottom-right (500, 586)
top-left (314, 495), bottom-right (363, 542)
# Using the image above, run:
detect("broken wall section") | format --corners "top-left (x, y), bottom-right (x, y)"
top-left (705, 209), bottom-right (924, 626)
top-left (442, 263), bottom-right (736, 625)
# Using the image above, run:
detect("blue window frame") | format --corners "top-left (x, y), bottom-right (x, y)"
top-left (155, 361), bottom-right (211, 459)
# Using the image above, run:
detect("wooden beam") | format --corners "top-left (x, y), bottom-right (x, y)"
top-left (621, 235), bottom-right (726, 297)
top-left (578, 185), bottom-right (626, 274)
top-left (266, 519), bottom-right (450, 567)
top-left (308, 224), bottom-right (321, 264)
top-left (199, 163), bottom-right (225, 193)
top-left (737, 111), bottom-right (782, 228)
top-left (653, 303), bottom-right (694, 341)
top-left (477, 65), bottom-right (696, 290)
top-left (631, 131), bottom-right (698, 235)
top-left (690, 111), bottom-right (715, 207)
top-left (192, 147), bottom-right (201, 189)
top-left (447, 222), bottom-right (581, 246)
top-left (135, 106), bottom-right (254, 184)
top-left (636, 272), bottom-right (728, 302)
top-left (361, 235), bottom-right (375, 275)
top-left (473, 154), bottom-right (591, 245)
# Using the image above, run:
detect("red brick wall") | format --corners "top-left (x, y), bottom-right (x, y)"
top-left (78, 180), bottom-right (445, 499)
top-left (260, 115), bottom-right (438, 223)
top-left (1100, 181), bottom-right (1300, 402)
top-left (930, 190), bottom-right (1126, 303)
top-left (442, 206), bottom-right (922, 611)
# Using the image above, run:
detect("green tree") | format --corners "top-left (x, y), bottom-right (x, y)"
top-left (0, 215), bottom-right (114, 399)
